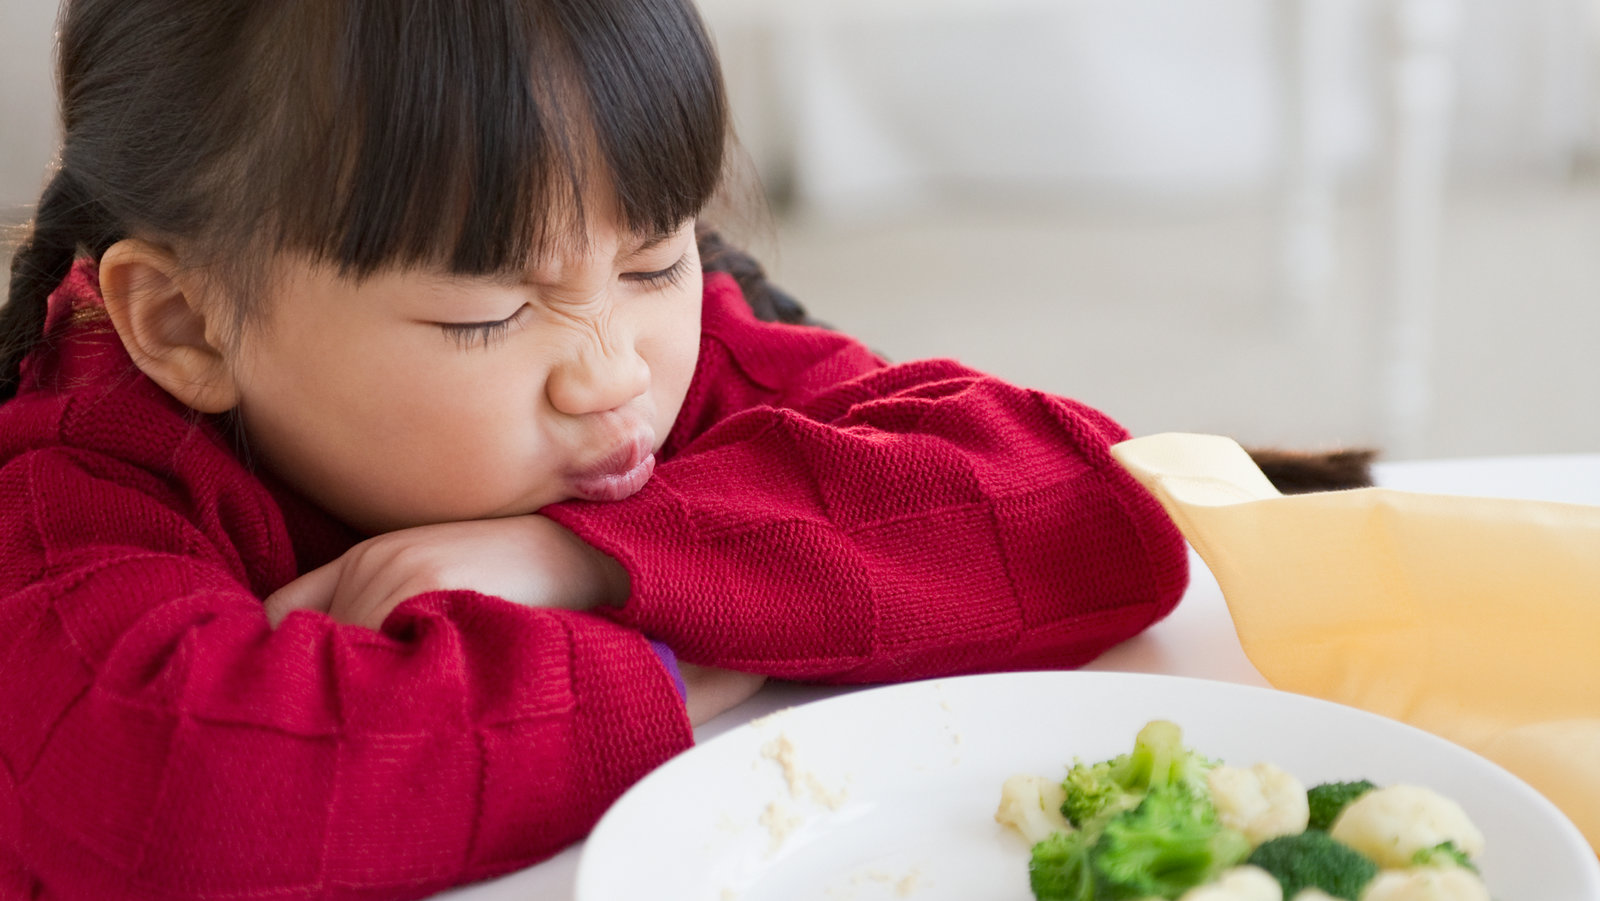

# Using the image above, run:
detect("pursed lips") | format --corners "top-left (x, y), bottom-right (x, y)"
top-left (567, 428), bottom-right (657, 502)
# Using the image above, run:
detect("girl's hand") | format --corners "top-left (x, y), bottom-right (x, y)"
top-left (263, 515), bottom-right (629, 630)
top-left (680, 663), bottom-right (767, 726)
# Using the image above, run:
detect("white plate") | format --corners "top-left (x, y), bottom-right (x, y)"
top-left (576, 672), bottom-right (1599, 901)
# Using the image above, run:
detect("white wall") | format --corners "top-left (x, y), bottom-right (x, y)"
top-left (0, 0), bottom-right (60, 225)
top-left (704, 0), bottom-right (1598, 215)
top-left (3, 0), bottom-right (1596, 217)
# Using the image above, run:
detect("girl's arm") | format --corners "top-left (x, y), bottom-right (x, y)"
top-left (0, 447), bottom-right (691, 900)
top-left (543, 273), bottom-right (1190, 683)
top-left (261, 514), bottom-right (766, 726)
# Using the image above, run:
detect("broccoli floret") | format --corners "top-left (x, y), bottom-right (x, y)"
top-left (1410, 840), bottom-right (1479, 873)
top-left (1062, 760), bottom-right (1135, 831)
top-left (1246, 830), bottom-right (1378, 901)
top-left (1088, 785), bottom-right (1251, 900)
top-left (1061, 720), bottom-right (1218, 832)
top-left (1305, 780), bottom-right (1376, 832)
top-left (1061, 759), bottom-right (1143, 832)
top-left (1029, 830), bottom-right (1095, 901)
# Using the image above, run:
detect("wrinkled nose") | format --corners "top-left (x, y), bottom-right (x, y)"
top-left (546, 340), bottom-right (650, 416)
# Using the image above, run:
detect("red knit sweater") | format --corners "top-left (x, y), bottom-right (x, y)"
top-left (0, 264), bottom-right (1187, 899)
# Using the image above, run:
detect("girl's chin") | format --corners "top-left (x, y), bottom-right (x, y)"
top-left (313, 476), bottom-right (583, 533)
top-left (340, 501), bottom-right (542, 535)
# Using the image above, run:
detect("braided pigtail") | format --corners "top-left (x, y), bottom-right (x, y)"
top-left (696, 225), bottom-right (818, 327)
top-left (1, 169), bottom-right (117, 401)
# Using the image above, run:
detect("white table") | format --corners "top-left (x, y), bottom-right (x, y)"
top-left (436, 452), bottom-right (1600, 900)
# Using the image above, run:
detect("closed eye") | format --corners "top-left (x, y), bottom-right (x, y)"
top-left (438, 304), bottom-right (530, 350)
top-left (621, 254), bottom-right (692, 290)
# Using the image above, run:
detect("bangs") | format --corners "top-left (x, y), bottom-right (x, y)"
top-left (246, 0), bottom-right (727, 279)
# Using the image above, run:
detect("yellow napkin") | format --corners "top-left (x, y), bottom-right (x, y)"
top-left (1111, 432), bottom-right (1600, 852)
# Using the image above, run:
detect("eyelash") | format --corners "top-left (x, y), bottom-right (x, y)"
top-left (622, 254), bottom-right (692, 289)
top-left (439, 306), bottom-right (529, 350)
top-left (438, 254), bottom-right (692, 349)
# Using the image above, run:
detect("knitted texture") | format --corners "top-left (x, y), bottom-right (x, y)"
top-left (0, 265), bottom-right (690, 900)
top-left (0, 265), bottom-right (1187, 899)
top-left (547, 274), bottom-right (1189, 681)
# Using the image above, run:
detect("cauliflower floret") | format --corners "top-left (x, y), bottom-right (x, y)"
top-left (1328, 785), bottom-right (1484, 869)
top-left (1178, 865), bottom-right (1283, 901)
top-left (1207, 762), bottom-right (1310, 847)
top-left (995, 773), bottom-right (1072, 844)
top-left (1292, 891), bottom-right (1340, 901)
top-left (1359, 867), bottom-right (1491, 901)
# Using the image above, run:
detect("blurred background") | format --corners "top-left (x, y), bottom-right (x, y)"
top-left (4, 0), bottom-right (1598, 460)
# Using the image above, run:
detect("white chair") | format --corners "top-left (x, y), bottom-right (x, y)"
top-left (1279, 0), bottom-right (1461, 457)
top-left (1377, 0), bottom-right (1461, 458)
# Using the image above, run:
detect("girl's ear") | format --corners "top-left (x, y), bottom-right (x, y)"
top-left (99, 239), bottom-right (241, 414)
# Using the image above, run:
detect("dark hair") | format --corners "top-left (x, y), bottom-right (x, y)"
top-left (696, 225), bottom-right (812, 327)
top-left (1, 0), bottom-right (740, 401)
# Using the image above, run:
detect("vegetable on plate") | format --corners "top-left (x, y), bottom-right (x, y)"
top-left (995, 720), bottom-right (1491, 901)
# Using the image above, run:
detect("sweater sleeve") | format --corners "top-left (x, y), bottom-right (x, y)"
top-left (543, 274), bottom-right (1189, 682)
top-left (0, 447), bottom-right (692, 900)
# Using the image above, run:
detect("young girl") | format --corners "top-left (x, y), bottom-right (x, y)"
top-left (0, 1), bottom-right (1189, 898)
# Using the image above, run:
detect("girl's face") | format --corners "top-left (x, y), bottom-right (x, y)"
top-left (228, 216), bottom-right (703, 534)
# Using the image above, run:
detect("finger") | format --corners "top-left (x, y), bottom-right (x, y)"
top-left (316, 551), bottom-right (439, 632)
top-left (262, 559), bottom-right (343, 627)
top-left (341, 572), bottom-right (427, 632)
top-left (336, 551), bottom-right (450, 631)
